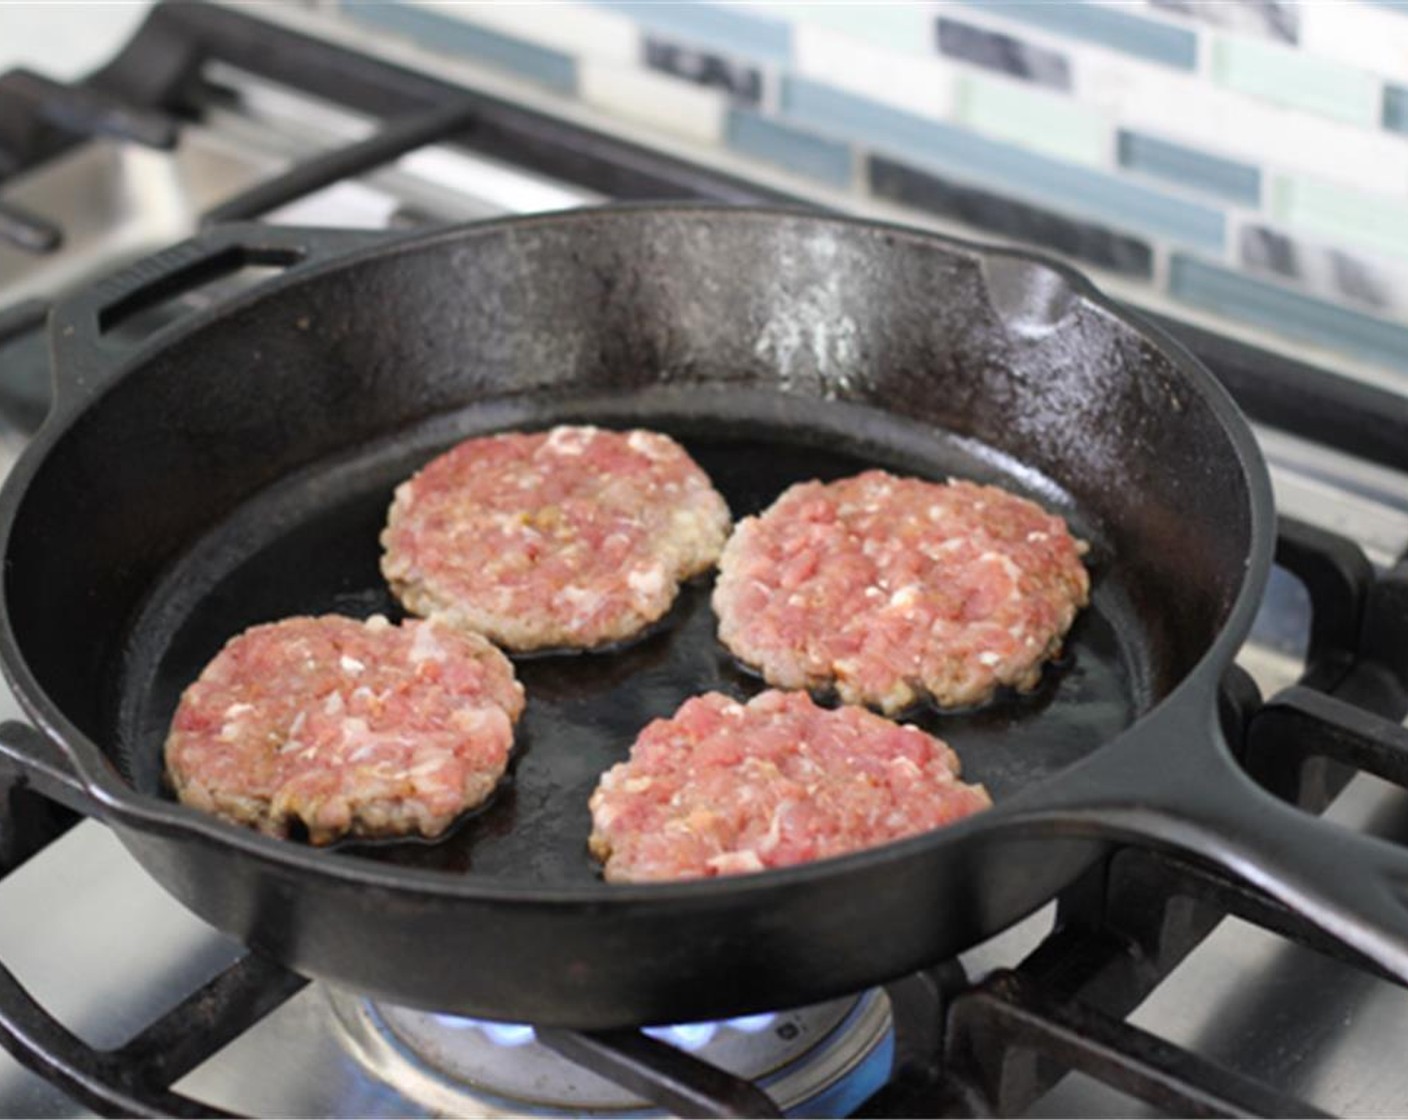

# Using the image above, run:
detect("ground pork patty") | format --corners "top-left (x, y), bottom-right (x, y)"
top-left (381, 425), bottom-right (731, 651)
top-left (713, 471), bottom-right (1090, 714)
top-left (164, 614), bottom-right (525, 845)
top-left (589, 689), bottom-right (991, 882)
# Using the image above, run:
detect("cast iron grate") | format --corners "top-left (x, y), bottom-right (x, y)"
top-left (1, 517), bottom-right (1405, 1118)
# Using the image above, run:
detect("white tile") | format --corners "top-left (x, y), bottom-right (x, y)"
top-left (792, 22), bottom-right (955, 122)
top-left (955, 71), bottom-right (1110, 167)
top-left (401, 0), bottom-right (639, 66)
top-left (578, 59), bottom-right (727, 144)
top-left (1301, 2), bottom-right (1408, 83)
top-left (741, 0), bottom-right (935, 56)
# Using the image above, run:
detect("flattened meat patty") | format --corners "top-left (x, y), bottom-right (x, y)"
top-left (714, 471), bottom-right (1090, 714)
top-left (589, 690), bottom-right (990, 882)
top-left (165, 614), bottom-right (525, 845)
top-left (381, 425), bottom-right (731, 651)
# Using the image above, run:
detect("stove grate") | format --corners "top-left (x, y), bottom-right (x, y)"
top-left (0, 951), bottom-right (305, 1119)
top-left (536, 1026), bottom-right (782, 1118)
top-left (0, 514), bottom-right (1404, 1117)
top-left (4, 5), bottom-right (1408, 1116)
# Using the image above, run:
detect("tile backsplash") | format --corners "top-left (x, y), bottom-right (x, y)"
top-left (341, 0), bottom-right (1408, 380)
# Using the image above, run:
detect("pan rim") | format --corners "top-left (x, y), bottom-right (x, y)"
top-left (0, 202), bottom-right (1276, 903)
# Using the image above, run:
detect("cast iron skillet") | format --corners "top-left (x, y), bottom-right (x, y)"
top-left (2, 207), bottom-right (1407, 1030)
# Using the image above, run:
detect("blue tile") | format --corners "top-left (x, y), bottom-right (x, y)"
top-left (589, 1), bottom-right (790, 63)
top-left (784, 78), bottom-right (1224, 251)
top-left (970, 1), bottom-right (1198, 69)
top-left (1118, 131), bottom-right (1260, 206)
top-left (726, 109), bottom-right (853, 188)
top-left (344, 2), bottom-right (577, 94)
top-left (1385, 84), bottom-right (1408, 134)
top-left (1170, 255), bottom-right (1408, 376)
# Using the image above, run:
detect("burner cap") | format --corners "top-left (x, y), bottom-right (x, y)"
top-left (328, 988), bottom-right (893, 1116)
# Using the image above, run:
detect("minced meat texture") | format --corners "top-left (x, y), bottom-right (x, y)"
top-left (713, 471), bottom-right (1090, 713)
top-left (589, 689), bottom-right (991, 882)
top-left (165, 614), bottom-right (524, 845)
top-left (381, 425), bottom-right (731, 651)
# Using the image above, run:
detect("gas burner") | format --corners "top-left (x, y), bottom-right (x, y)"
top-left (328, 988), bottom-right (893, 1117)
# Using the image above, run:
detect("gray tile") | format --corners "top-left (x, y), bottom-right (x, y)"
top-left (1240, 224), bottom-right (1402, 315)
top-left (973, 1), bottom-right (1198, 69)
top-left (1118, 131), bottom-right (1261, 206)
top-left (589, 0), bottom-right (790, 63)
top-left (344, 1), bottom-right (576, 94)
top-left (726, 110), bottom-right (853, 188)
top-left (1241, 225), bottom-right (1298, 278)
top-left (645, 37), bottom-right (764, 106)
top-left (785, 78), bottom-right (1224, 250)
top-left (936, 17), bottom-right (1072, 91)
top-left (1148, 0), bottom-right (1299, 44)
top-left (1385, 84), bottom-right (1408, 135)
top-left (869, 155), bottom-right (1153, 277)
top-left (1171, 254), bottom-right (1408, 375)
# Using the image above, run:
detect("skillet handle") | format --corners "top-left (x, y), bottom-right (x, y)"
top-left (1016, 686), bottom-right (1408, 984)
top-left (47, 223), bottom-right (401, 410)
top-left (0, 721), bottom-right (107, 820)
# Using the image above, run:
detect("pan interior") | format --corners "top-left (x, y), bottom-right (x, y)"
top-left (115, 386), bottom-right (1142, 885)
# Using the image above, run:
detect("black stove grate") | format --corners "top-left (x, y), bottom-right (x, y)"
top-left (1, 518), bottom-right (1405, 1119)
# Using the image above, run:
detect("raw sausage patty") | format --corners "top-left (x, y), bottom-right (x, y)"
top-left (713, 471), bottom-right (1090, 713)
top-left (588, 689), bottom-right (991, 882)
top-left (165, 614), bottom-right (525, 845)
top-left (382, 425), bottom-right (731, 651)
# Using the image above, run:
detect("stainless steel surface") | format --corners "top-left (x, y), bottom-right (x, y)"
top-left (1257, 424), bottom-right (1408, 569)
top-left (0, 64), bottom-right (599, 313)
top-left (0, 824), bottom-right (244, 1117)
top-left (0, 133), bottom-right (282, 306)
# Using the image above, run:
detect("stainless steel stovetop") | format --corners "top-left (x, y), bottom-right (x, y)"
top-left (3, 5), bottom-right (1408, 1117)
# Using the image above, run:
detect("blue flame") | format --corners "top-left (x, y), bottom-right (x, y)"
top-left (429, 1014), bottom-right (536, 1047)
top-left (482, 1022), bottom-right (536, 1048)
top-left (430, 1010), bottom-right (779, 1053)
top-left (644, 1021), bottom-right (718, 1052)
top-left (723, 1012), bottom-right (775, 1033)
top-left (430, 1013), bottom-right (479, 1031)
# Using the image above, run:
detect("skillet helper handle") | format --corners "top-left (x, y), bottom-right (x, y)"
top-left (1021, 688), bottom-right (1408, 985)
top-left (0, 721), bottom-right (106, 820)
top-left (47, 223), bottom-right (400, 408)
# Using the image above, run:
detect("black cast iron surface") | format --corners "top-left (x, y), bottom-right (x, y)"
top-left (2, 205), bottom-right (1371, 1031)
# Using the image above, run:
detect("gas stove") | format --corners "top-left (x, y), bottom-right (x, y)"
top-left (3, 3), bottom-right (1408, 1117)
